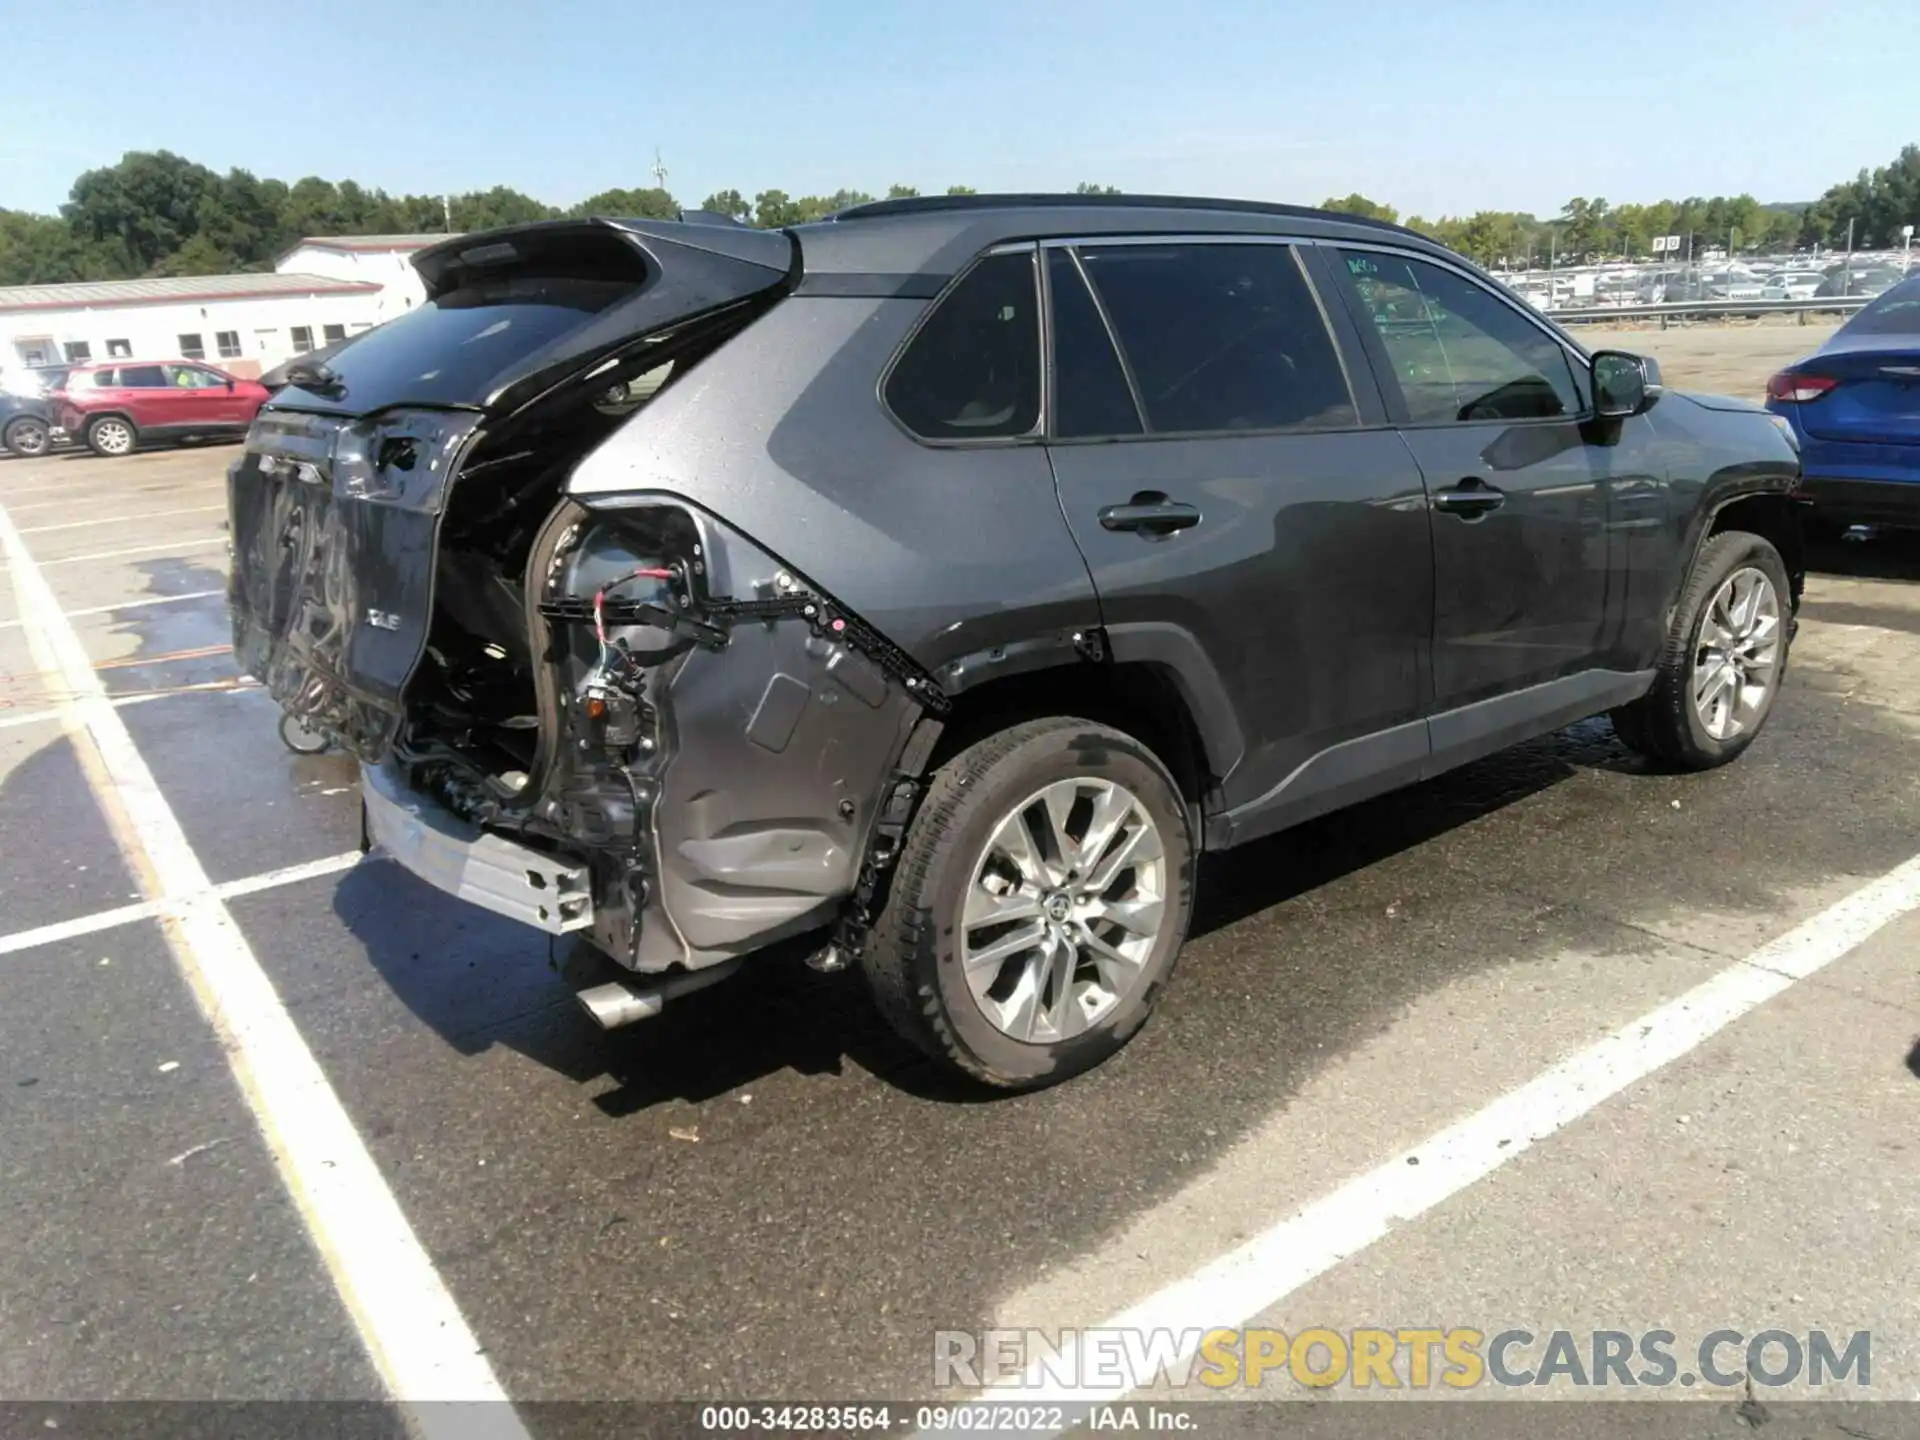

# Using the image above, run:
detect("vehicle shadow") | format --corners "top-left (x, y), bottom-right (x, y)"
top-left (1803, 525), bottom-right (1920, 583)
top-left (330, 714), bottom-right (1640, 1115)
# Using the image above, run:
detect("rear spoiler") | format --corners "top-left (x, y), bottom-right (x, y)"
top-left (407, 217), bottom-right (798, 418)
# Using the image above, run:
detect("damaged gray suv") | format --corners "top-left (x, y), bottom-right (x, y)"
top-left (229, 195), bottom-right (1804, 1089)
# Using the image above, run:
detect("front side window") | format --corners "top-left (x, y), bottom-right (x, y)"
top-left (179, 332), bottom-right (206, 359)
top-left (216, 330), bottom-right (242, 358)
top-left (884, 249), bottom-right (1041, 441)
top-left (290, 326), bottom-right (315, 353)
top-left (1074, 242), bottom-right (1356, 435)
top-left (1337, 250), bottom-right (1583, 423)
top-left (168, 364), bottom-right (221, 389)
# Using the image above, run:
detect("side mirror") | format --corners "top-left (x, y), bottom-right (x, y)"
top-left (225, 378), bottom-right (235, 391)
top-left (1592, 350), bottom-right (1663, 418)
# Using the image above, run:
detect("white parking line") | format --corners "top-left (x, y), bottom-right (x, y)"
top-left (0, 587), bottom-right (227, 631)
top-left (0, 499), bottom-right (526, 1433)
top-left (0, 678), bottom-right (260, 731)
top-left (39, 536), bottom-right (227, 567)
top-left (19, 504), bottom-right (225, 534)
top-left (0, 852), bottom-right (363, 958)
top-left (963, 852), bottom-right (1920, 1429)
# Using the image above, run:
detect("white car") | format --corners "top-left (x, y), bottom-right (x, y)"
top-left (1763, 271), bottom-right (1824, 300)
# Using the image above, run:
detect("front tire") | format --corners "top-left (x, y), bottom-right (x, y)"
top-left (85, 415), bottom-right (137, 457)
top-left (863, 717), bottom-right (1195, 1090)
top-left (4, 416), bottom-right (49, 458)
top-left (1611, 530), bottom-right (1792, 769)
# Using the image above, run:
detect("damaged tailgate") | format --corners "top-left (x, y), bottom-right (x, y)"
top-left (227, 217), bottom-right (795, 757)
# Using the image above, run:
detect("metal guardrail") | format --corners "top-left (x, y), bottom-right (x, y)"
top-left (1546, 296), bottom-right (1873, 326)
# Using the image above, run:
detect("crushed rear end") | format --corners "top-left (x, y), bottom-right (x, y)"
top-left (228, 218), bottom-right (933, 1010)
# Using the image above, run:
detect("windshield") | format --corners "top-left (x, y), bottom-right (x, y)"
top-left (1840, 276), bottom-right (1920, 335)
top-left (270, 275), bottom-right (636, 412)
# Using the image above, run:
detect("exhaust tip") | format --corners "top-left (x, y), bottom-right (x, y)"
top-left (577, 980), bottom-right (666, 1030)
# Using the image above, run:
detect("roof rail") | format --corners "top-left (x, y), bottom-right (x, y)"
top-left (829, 191), bottom-right (1414, 236)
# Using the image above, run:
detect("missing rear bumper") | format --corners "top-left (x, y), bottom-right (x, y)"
top-left (361, 760), bottom-right (593, 935)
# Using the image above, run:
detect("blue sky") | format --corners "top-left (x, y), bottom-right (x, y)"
top-left (6, 0), bottom-right (1916, 220)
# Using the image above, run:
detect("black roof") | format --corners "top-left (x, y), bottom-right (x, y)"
top-left (833, 191), bottom-right (1414, 238)
top-left (791, 192), bottom-right (1446, 280)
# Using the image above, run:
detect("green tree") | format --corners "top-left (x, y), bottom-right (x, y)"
top-left (572, 186), bottom-right (678, 219)
top-left (147, 233), bottom-right (232, 277)
top-left (753, 189), bottom-right (801, 227)
top-left (1073, 181), bottom-right (1121, 195)
top-left (1558, 197), bottom-right (1611, 258)
top-left (62, 150), bottom-right (221, 275)
top-left (448, 186), bottom-right (560, 230)
top-left (1319, 192), bottom-right (1398, 224)
top-left (886, 183), bottom-right (920, 199)
top-left (945, 185), bottom-right (978, 196)
top-left (0, 208), bottom-right (95, 284)
top-left (699, 189), bottom-right (753, 223)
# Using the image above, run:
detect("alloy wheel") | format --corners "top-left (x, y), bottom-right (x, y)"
top-left (6, 419), bottom-right (48, 457)
top-left (92, 419), bottom-right (134, 455)
top-left (1692, 565), bottom-right (1781, 741)
top-left (959, 777), bottom-right (1167, 1043)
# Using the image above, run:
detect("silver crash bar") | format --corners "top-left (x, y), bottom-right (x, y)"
top-left (360, 761), bottom-right (593, 935)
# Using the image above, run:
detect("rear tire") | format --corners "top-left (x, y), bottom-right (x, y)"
top-left (1610, 530), bottom-right (1792, 770)
top-left (85, 415), bottom-right (137, 457)
top-left (863, 717), bottom-right (1195, 1091)
top-left (3, 416), bottom-right (49, 458)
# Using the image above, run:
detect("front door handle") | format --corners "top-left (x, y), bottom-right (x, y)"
top-left (1099, 497), bottom-right (1202, 536)
top-left (1432, 480), bottom-right (1506, 520)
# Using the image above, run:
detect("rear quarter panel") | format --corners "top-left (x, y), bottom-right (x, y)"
top-left (566, 294), bottom-right (1103, 672)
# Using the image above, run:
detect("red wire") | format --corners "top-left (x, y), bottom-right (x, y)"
top-left (592, 566), bottom-right (675, 646)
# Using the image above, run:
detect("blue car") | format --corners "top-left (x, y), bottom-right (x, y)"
top-left (1767, 272), bottom-right (1920, 531)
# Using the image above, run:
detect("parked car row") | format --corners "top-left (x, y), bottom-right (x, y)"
top-left (1, 359), bottom-right (271, 458)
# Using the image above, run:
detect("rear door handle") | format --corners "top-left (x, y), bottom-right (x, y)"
top-left (1098, 498), bottom-right (1202, 535)
top-left (1432, 481), bottom-right (1506, 519)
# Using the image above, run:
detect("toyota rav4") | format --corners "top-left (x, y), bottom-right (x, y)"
top-left (227, 196), bottom-right (1804, 1090)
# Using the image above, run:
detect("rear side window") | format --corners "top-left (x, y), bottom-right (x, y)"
top-left (1336, 250), bottom-right (1583, 423)
top-left (885, 250), bottom-right (1041, 441)
top-left (119, 364), bottom-right (168, 388)
top-left (1075, 242), bottom-right (1356, 434)
top-left (1047, 249), bottom-right (1143, 438)
top-left (1840, 275), bottom-right (1920, 336)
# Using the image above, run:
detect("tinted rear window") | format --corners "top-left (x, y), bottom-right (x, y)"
top-left (1842, 276), bottom-right (1920, 336)
top-left (275, 276), bottom-right (635, 409)
top-left (885, 250), bottom-right (1041, 441)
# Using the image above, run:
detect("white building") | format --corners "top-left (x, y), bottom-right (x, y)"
top-left (273, 233), bottom-right (448, 322)
top-left (0, 234), bottom-right (451, 383)
top-left (0, 271), bottom-right (385, 380)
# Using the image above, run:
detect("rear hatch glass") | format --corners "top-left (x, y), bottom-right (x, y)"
top-left (229, 218), bottom-right (794, 756)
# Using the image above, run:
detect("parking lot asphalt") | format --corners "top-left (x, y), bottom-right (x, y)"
top-left (3, 328), bottom-right (1918, 1427)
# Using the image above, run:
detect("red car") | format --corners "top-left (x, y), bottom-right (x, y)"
top-left (55, 360), bottom-right (270, 458)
